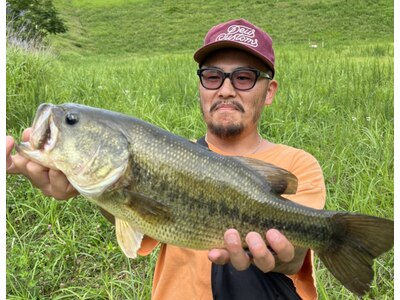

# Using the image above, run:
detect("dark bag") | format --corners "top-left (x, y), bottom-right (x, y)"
top-left (196, 136), bottom-right (302, 300)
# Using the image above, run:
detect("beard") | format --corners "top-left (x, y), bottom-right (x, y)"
top-left (208, 122), bottom-right (244, 139)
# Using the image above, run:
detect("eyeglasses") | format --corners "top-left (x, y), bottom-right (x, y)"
top-left (197, 67), bottom-right (273, 91)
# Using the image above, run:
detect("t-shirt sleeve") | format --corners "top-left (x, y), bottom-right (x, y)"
top-left (137, 236), bottom-right (159, 256)
top-left (283, 150), bottom-right (326, 210)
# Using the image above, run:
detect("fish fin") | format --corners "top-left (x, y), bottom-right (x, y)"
top-left (233, 157), bottom-right (298, 194)
top-left (317, 213), bottom-right (394, 296)
top-left (115, 218), bottom-right (144, 259)
top-left (124, 190), bottom-right (171, 220)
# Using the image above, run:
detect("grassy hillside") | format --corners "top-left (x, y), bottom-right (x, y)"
top-left (50, 0), bottom-right (394, 58)
top-left (6, 0), bottom-right (394, 299)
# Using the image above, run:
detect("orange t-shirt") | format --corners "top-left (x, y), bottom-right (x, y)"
top-left (138, 143), bottom-right (326, 300)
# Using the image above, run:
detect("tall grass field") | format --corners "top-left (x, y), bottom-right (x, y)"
top-left (6, 0), bottom-right (394, 299)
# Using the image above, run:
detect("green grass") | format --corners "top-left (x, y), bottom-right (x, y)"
top-left (50, 0), bottom-right (393, 58)
top-left (7, 177), bottom-right (157, 299)
top-left (6, 0), bottom-right (394, 299)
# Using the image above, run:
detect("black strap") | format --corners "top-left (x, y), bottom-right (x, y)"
top-left (196, 136), bottom-right (301, 300)
top-left (196, 136), bottom-right (209, 148)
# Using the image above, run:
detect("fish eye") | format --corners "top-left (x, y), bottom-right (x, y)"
top-left (65, 113), bottom-right (79, 125)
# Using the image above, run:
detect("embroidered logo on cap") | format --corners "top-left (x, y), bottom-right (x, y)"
top-left (215, 25), bottom-right (258, 48)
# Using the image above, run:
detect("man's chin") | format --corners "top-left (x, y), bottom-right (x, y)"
top-left (208, 123), bottom-right (244, 138)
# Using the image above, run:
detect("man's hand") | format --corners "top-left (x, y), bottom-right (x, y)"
top-left (208, 228), bottom-right (306, 274)
top-left (6, 135), bottom-right (15, 171)
top-left (6, 129), bottom-right (78, 200)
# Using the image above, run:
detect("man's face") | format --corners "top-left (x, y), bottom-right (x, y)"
top-left (198, 49), bottom-right (276, 138)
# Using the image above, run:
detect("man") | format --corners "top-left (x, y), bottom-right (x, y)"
top-left (7, 19), bottom-right (325, 299)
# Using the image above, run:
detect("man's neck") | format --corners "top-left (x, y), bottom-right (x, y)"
top-left (205, 131), bottom-right (265, 156)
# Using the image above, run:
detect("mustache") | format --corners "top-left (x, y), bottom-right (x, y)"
top-left (210, 100), bottom-right (245, 113)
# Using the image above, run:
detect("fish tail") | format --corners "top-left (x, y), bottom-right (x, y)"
top-left (317, 213), bottom-right (393, 296)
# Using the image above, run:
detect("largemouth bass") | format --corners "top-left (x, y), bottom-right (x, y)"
top-left (16, 103), bottom-right (393, 296)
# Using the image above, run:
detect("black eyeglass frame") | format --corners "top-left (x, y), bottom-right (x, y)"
top-left (196, 67), bottom-right (273, 91)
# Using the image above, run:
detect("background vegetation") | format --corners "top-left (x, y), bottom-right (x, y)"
top-left (6, 0), bottom-right (67, 42)
top-left (6, 0), bottom-right (394, 299)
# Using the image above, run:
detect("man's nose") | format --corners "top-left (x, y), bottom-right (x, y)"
top-left (218, 77), bottom-right (237, 98)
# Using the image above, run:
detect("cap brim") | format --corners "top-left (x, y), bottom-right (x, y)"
top-left (193, 41), bottom-right (274, 76)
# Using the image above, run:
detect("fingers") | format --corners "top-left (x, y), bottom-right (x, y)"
top-left (6, 136), bottom-right (15, 172)
top-left (9, 150), bottom-right (32, 176)
top-left (6, 136), bottom-right (14, 155)
top-left (18, 158), bottom-right (77, 200)
top-left (208, 248), bottom-right (230, 265)
top-left (246, 232), bottom-right (275, 272)
top-left (247, 229), bottom-right (295, 272)
top-left (208, 228), bottom-right (296, 274)
top-left (22, 128), bottom-right (32, 141)
top-left (7, 129), bottom-right (32, 174)
top-left (224, 229), bottom-right (251, 271)
top-left (24, 164), bottom-right (78, 200)
top-left (266, 229), bottom-right (294, 263)
top-left (11, 148), bottom-right (78, 200)
top-left (208, 229), bottom-right (251, 270)
top-left (48, 169), bottom-right (79, 200)
top-left (7, 128), bottom-right (78, 200)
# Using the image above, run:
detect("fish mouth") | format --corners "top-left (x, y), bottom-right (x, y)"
top-left (16, 104), bottom-right (59, 166)
top-left (29, 104), bottom-right (59, 151)
top-left (34, 119), bottom-right (58, 152)
top-left (35, 125), bottom-right (51, 150)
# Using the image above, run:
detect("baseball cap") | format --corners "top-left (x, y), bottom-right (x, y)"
top-left (194, 19), bottom-right (275, 77)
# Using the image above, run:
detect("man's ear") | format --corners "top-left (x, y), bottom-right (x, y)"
top-left (264, 80), bottom-right (278, 106)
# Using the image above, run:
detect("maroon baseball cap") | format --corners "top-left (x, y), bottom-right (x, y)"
top-left (194, 19), bottom-right (275, 77)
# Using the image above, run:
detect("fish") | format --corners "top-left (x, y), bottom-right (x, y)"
top-left (16, 103), bottom-right (393, 296)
